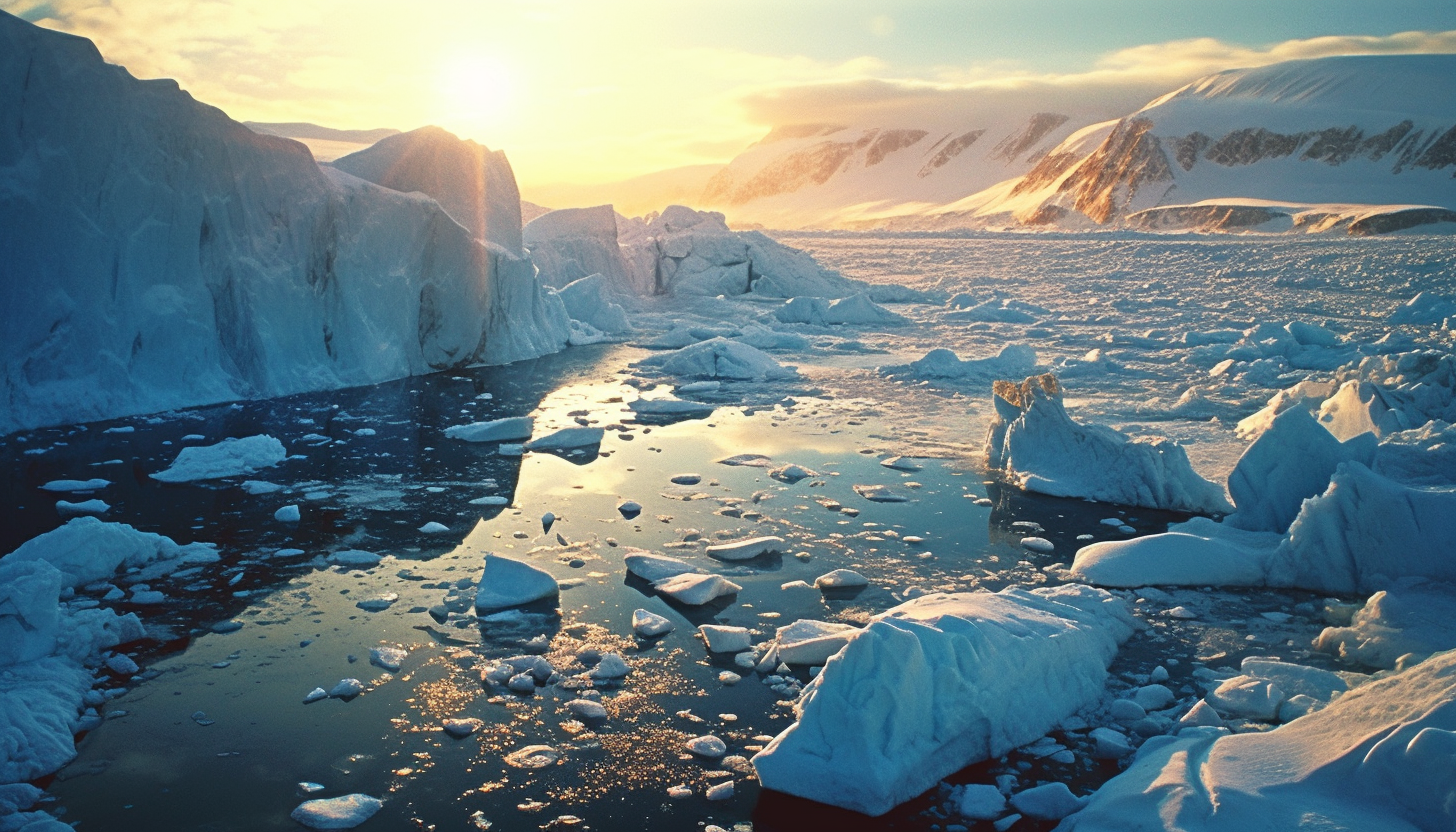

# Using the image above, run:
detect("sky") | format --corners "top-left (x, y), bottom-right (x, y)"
top-left (6, 0), bottom-right (1456, 188)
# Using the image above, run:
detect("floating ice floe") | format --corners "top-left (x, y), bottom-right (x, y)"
top-left (642, 337), bottom-right (799, 381)
top-left (1388, 291), bottom-right (1456, 326)
top-left (150, 435), bottom-right (286, 482)
top-left (769, 464), bottom-right (816, 482)
top-left (525, 426), bottom-right (604, 452)
top-left (752, 585), bottom-right (1136, 816)
top-left (567, 699), bottom-right (608, 720)
top-left (327, 550), bottom-right (382, 569)
top-left (444, 416), bottom-right (534, 443)
top-left (686, 735), bottom-right (727, 757)
top-left (1313, 578), bottom-right (1456, 669)
top-left (882, 344), bottom-right (1038, 381)
top-left (699, 625), bottom-right (752, 653)
top-left (653, 573), bottom-right (742, 605)
top-left (814, 569), bottom-right (868, 590)
top-left (369, 647), bottom-right (407, 672)
top-left (629, 398), bottom-right (716, 419)
top-left (1063, 649), bottom-right (1456, 832)
top-left (773, 620), bottom-right (859, 665)
top-left (705, 536), bottom-right (783, 561)
top-left (590, 653), bottom-right (630, 679)
top-left (442, 717), bottom-right (482, 738)
top-left (275, 505), bottom-right (301, 523)
top-left (880, 456), bottom-right (921, 471)
top-left (853, 484), bottom-right (908, 503)
top-left (474, 554), bottom-right (559, 611)
top-left (986, 374), bottom-right (1232, 514)
top-left (328, 679), bottom-right (364, 699)
top-left (55, 499), bottom-right (109, 516)
top-left (39, 478), bottom-right (109, 492)
top-left (6, 517), bottom-right (218, 587)
top-left (290, 794), bottom-right (383, 829)
top-left (623, 551), bottom-right (700, 582)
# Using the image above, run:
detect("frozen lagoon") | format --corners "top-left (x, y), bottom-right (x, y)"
top-left (3, 231), bottom-right (1454, 831)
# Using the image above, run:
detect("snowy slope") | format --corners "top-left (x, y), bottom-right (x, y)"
top-left (0, 12), bottom-right (568, 435)
top-left (698, 98), bottom-right (1129, 229)
top-left (331, 126), bottom-right (525, 254)
top-left (926, 55), bottom-right (1456, 231)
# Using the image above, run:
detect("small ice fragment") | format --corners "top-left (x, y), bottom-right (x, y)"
top-left (418, 522), bottom-right (450, 534)
top-left (1009, 782), bottom-right (1086, 820)
top-left (719, 671), bottom-right (742, 685)
top-left (699, 625), bottom-right (752, 653)
top-left (275, 505), bottom-right (301, 522)
top-left (303, 687), bottom-right (328, 704)
top-left (853, 484), bottom-right (908, 502)
top-left (541, 512), bottom-right (556, 533)
top-left (1110, 699), bottom-right (1146, 721)
top-left (880, 456), bottom-right (922, 472)
top-left (686, 735), bottom-right (727, 757)
top-left (1021, 537), bottom-right (1054, 553)
top-left (617, 500), bottom-right (642, 519)
top-left (299, 782), bottom-right (326, 793)
top-left (705, 781), bottom-right (734, 800)
top-left (470, 495), bottom-right (510, 506)
top-left (666, 784), bottom-right (692, 799)
top-left (503, 745), bottom-right (559, 769)
top-left (814, 569), bottom-right (868, 589)
top-left (770, 464), bottom-right (817, 483)
top-left (445, 417), bottom-right (534, 443)
top-left (653, 573), bottom-right (741, 605)
top-left (327, 550), bottom-right (382, 568)
top-left (1150, 665), bottom-right (1170, 683)
top-left (1162, 606), bottom-right (1197, 619)
top-left (290, 794), bottom-right (383, 829)
top-left (105, 654), bottom-right (139, 675)
top-left (567, 699), bottom-right (608, 720)
top-left (632, 608), bottom-right (673, 637)
top-left (474, 554), bottom-right (559, 611)
top-left (369, 647), bottom-right (407, 671)
top-left (356, 594), bottom-right (399, 612)
top-left (507, 673), bottom-right (537, 693)
top-left (56, 498), bottom-right (110, 516)
top-left (443, 718), bottom-right (482, 738)
top-left (40, 478), bottom-right (111, 492)
top-left (624, 552), bottom-right (699, 581)
top-left (957, 783), bottom-right (1008, 820)
top-left (670, 474), bottom-right (702, 485)
top-left (591, 653), bottom-right (630, 679)
top-left (705, 536), bottom-right (784, 561)
top-left (329, 678), bottom-right (364, 698)
top-left (1133, 684), bottom-right (1175, 711)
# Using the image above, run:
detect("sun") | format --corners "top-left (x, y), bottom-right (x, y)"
top-left (436, 54), bottom-right (518, 133)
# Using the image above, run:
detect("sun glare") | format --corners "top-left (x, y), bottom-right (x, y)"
top-left (436, 53), bottom-right (517, 133)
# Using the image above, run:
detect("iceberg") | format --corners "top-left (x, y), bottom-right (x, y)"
top-left (642, 337), bottom-right (799, 381)
top-left (1314, 578), bottom-right (1456, 669)
top-left (752, 585), bottom-right (1135, 816)
top-left (474, 554), bottom-right (559, 611)
top-left (524, 205), bottom-right (647, 294)
top-left (556, 274), bottom-right (632, 335)
top-left (1063, 649), bottom-right (1456, 832)
top-left (6, 517), bottom-right (218, 587)
top-left (985, 375), bottom-right (1232, 514)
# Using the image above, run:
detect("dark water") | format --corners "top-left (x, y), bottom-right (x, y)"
top-left (4, 344), bottom-right (1333, 832)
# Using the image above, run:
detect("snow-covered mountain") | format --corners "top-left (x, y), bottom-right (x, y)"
top-left (331, 126), bottom-right (525, 254)
top-left (908, 55), bottom-right (1456, 233)
top-left (697, 106), bottom-right (1118, 229)
top-left (0, 12), bottom-right (568, 435)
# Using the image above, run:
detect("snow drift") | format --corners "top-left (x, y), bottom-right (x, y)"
top-left (0, 13), bottom-right (569, 435)
top-left (752, 585), bottom-right (1135, 816)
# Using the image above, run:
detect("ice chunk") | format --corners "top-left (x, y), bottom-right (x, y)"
top-left (986, 375), bottom-right (1231, 514)
top-left (327, 549), bottom-right (382, 568)
top-left (1009, 782), bottom-right (1086, 821)
top-left (567, 699), bottom-right (608, 720)
top-left (752, 585), bottom-right (1135, 815)
top-left (556, 273), bottom-right (632, 334)
top-left (525, 426), bottom-right (604, 451)
top-left (7, 517), bottom-right (218, 587)
top-left (686, 735), bottom-right (727, 757)
top-left (1067, 649), bottom-right (1456, 832)
top-left (774, 619), bottom-right (859, 665)
top-left (290, 794), bottom-right (383, 829)
top-left (303, 688), bottom-right (328, 704)
top-left (40, 478), bottom-right (109, 492)
top-left (705, 536), bottom-right (783, 561)
top-left (151, 436), bottom-right (286, 482)
top-left (883, 344), bottom-right (1037, 381)
top-left (1206, 675), bottom-right (1284, 721)
top-left (629, 398), bottom-right (717, 418)
top-left (769, 464), bottom-right (817, 483)
top-left (624, 552), bottom-right (700, 582)
top-left (275, 505), bottom-right (301, 523)
top-left (1091, 726), bottom-right (1134, 758)
top-left (590, 653), bottom-right (630, 679)
top-left (1313, 578), bottom-right (1456, 669)
top-left (329, 679), bottom-right (364, 698)
top-left (55, 498), bottom-right (110, 516)
top-left (442, 717), bottom-right (482, 738)
top-left (699, 625), bottom-right (752, 653)
top-left (644, 337), bottom-right (799, 380)
top-left (617, 500), bottom-right (642, 518)
top-left (1021, 537), bottom-right (1054, 553)
top-left (774, 296), bottom-right (830, 325)
top-left (1134, 684), bottom-right (1175, 711)
top-left (705, 780), bottom-right (735, 801)
top-left (474, 554), bottom-right (559, 611)
top-left (653, 573), bottom-right (741, 605)
top-left (956, 783), bottom-right (1008, 820)
top-left (1388, 291), bottom-right (1456, 326)
top-left (1072, 518), bottom-right (1281, 587)
top-left (880, 456), bottom-right (921, 471)
top-left (445, 417), bottom-right (534, 443)
top-left (823, 293), bottom-right (906, 325)
top-left (853, 484), bottom-right (909, 503)
top-left (369, 647), bottom-right (407, 672)
top-left (813, 569), bottom-right (868, 589)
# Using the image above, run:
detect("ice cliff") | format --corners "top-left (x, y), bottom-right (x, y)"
top-left (0, 12), bottom-right (569, 435)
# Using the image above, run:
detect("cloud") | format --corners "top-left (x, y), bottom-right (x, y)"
top-left (736, 29), bottom-right (1456, 130)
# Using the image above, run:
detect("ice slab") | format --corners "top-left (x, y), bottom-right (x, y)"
top-left (150, 436), bottom-right (286, 482)
top-left (653, 573), bottom-right (742, 605)
top-left (474, 554), bottom-right (559, 612)
top-left (290, 794), bottom-right (383, 829)
top-left (445, 417), bottom-right (534, 443)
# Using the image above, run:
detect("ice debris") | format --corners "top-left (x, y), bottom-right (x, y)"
top-left (150, 435), bottom-right (286, 482)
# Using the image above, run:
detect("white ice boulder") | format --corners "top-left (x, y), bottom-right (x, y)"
top-left (774, 297), bottom-right (830, 326)
top-left (752, 585), bottom-right (1136, 816)
top-left (1062, 649), bottom-right (1456, 832)
top-left (1071, 517), bottom-right (1281, 588)
top-left (444, 417), bottom-right (534, 443)
top-left (814, 569), bottom-right (869, 590)
top-left (632, 608), bottom-right (674, 637)
top-left (985, 375), bottom-right (1232, 514)
top-left (646, 337), bottom-right (799, 381)
top-left (327, 549), bottom-right (382, 568)
top-left (6, 517), bottom-right (218, 587)
top-left (150, 435), bottom-right (286, 482)
top-left (774, 620), bottom-right (859, 665)
top-left (1314, 578), bottom-right (1456, 670)
top-left (290, 794), bottom-right (383, 829)
top-left (823, 294), bottom-right (906, 326)
top-left (1205, 675), bottom-right (1284, 721)
top-left (705, 536), bottom-right (783, 561)
top-left (1010, 782), bottom-right (1087, 821)
top-left (474, 554), bottom-right (559, 611)
top-left (1317, 379), bottom-right (1411, 441)
top-left (653, 573), bottom-right (741, 605)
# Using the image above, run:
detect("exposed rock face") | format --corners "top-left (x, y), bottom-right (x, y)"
top-left (1057, 119), bottom-right (1174, 223)
top-left (991, 113), bottom-right (1070, 163)
top-left (918, 129), bottom-right (985, 177)
top-left (0, 12), bottom-right (568, 434)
